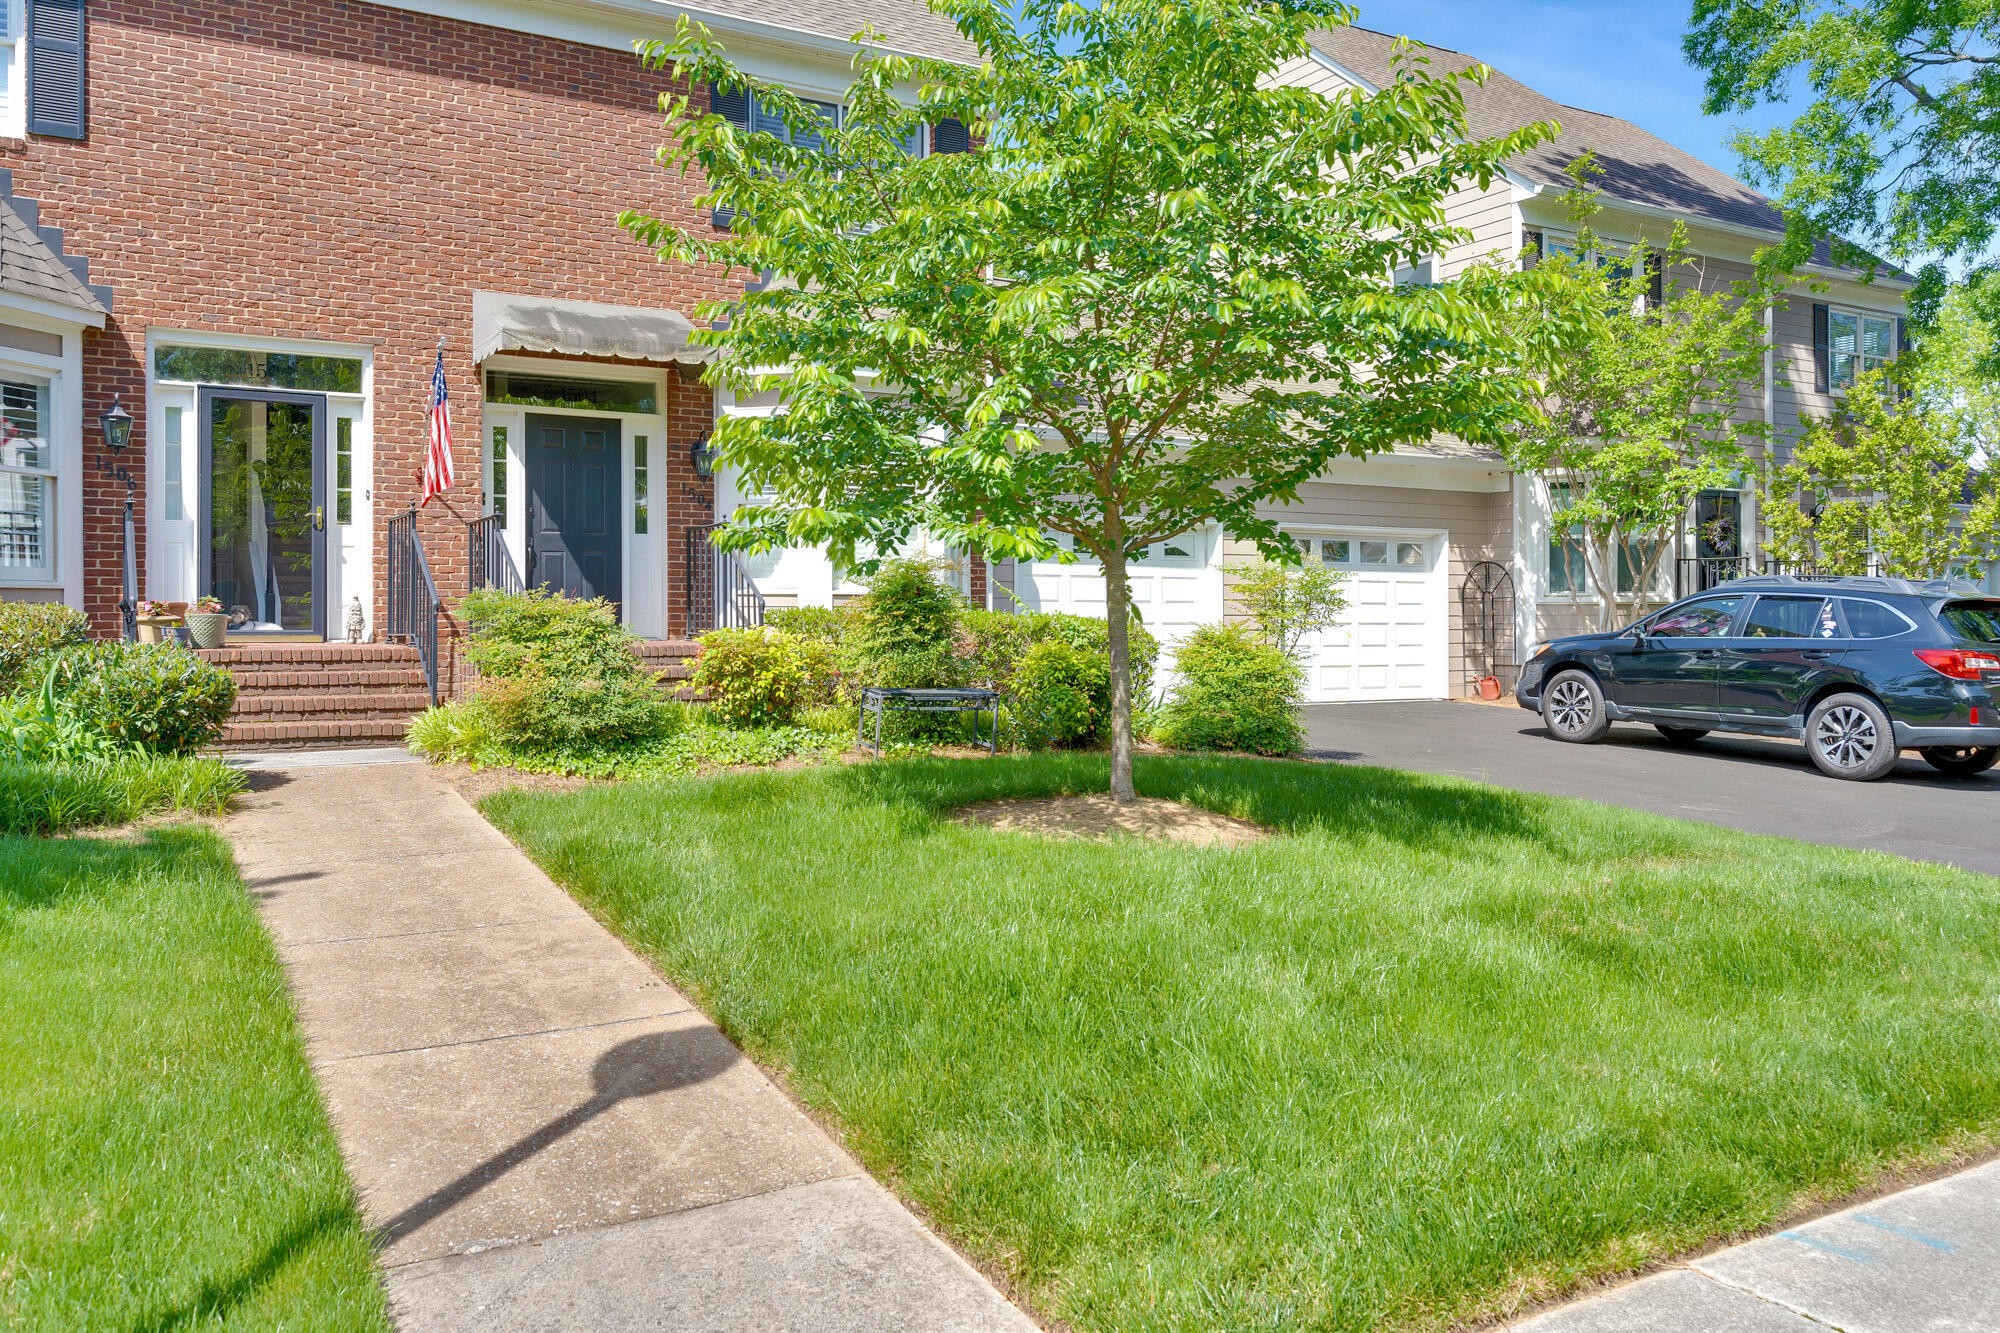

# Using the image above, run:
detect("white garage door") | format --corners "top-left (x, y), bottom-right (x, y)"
top-left (1018, 531), bottom-right (1222, 692)
top-left (1289, 531), bottom-right (1449, 702)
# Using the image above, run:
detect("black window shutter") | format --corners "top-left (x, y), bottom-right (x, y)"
top-left (709, 82), bottom-right (752, 130)
top-left (1812, 302), bottom-right (1830, 394)
top-left (1521, 229), bottom-right (1543, 271)
top-left (931, 117), bottom-right (970, 155)
top-left (708, 83), bottom-right (751, 229)
top-left (1895, 315), bottom-right (1912, 400)
top-left (27, 0), bottom-right (86, 140)
top-left (1645, 252), bottom-right (1664, 310)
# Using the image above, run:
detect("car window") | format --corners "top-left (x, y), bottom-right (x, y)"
top-left (1742, 596), bottom-right (1838, 640)
top-left (1941, 601), bottom-right (2000, 645)
top-left (1646, 595), bottom-right (1743, 638)
top-left (1836, 598), bottom-right (1916, 639)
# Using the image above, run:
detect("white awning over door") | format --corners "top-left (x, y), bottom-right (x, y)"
top-left (471, 291), bottom-right (716, 366)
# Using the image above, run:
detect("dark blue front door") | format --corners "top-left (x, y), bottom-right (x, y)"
top-left (525, 414), bottom-right (621, 606)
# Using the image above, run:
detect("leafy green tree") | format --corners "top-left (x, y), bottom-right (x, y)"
top-left (1685, 0), bottom-right (2000, 315)
top-left (1764, 367), bottom-right (2000, 578)
top-left (1907, 280), bottom-right (2000, 454)
top-left (1504, 164), bottom-right (1781, 631)
top-left (1232, 559), bottom-right (1348, 659)
top-left (624, 0), bottom-right (1557, 800)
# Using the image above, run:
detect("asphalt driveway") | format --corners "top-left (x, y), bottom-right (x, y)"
top-left (1303, 700), bottom-right (2000, 876)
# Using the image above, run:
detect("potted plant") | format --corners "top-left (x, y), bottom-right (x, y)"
top-left (184, 595), bottom-right (228, 649)
top-left (134, 599), bottom-right (182, 645)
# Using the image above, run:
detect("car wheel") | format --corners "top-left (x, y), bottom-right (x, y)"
top-left (1542, 669), bottom-right (1610, 744)
top-left (1655, 725), bottom-right (1711, 747)
top-left (1920, 745), bottom-right (2000, 778)
top-left (1805, 693), bottom-right (1900, 781)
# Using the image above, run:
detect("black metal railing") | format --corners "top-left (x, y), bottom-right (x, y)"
top-left (685, 521), bottom-right (767, 636)
top-left (386, 505), bottom-right (441, 706)
top-left (466, 514), bottom-right (524, 595)
top-left (1675, 554), bottom-right (1754, 597)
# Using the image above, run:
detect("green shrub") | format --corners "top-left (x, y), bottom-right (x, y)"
top-left (41, 643), bottom-right (236, 755)
top-left (798, 702), bottom-right (859, 738)
top-left (0, 601), bottom-right (88, 691)
top-left (452, 588), bottom-right (671, 755)
top-left (476, 671), bottom-right (670, 752)
top-left (1009, 639), bottom-right (1111, 749)
top-left (460, 587), bottom-right (639, 681)
top-left (692, 629), bottom-right (830, 728)
top-left (964, 609), bottom-right (1158, 701)
top-left (843, 559), bottom-right (969, 693)
top-left (766, 605), bottom-right (854, 648)
top-left (1152, 623), bottom-right (1304, 756)
top-left (0, 754), bottom-right (244, 836)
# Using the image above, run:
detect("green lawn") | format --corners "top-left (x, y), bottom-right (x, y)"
top-left (483, 754), bottom-right (2000, 1332)
top-left (0, 826), bottom-right (388, 1331)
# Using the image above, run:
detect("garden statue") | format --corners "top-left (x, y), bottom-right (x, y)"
top-left (346, 597), bottom-right (366, 643)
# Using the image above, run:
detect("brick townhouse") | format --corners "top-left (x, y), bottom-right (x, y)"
top-left (0, 0), bottom-right (970, 716)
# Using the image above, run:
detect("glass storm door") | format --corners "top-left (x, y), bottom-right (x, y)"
top-left (199, 388), bottom-right (329, 636)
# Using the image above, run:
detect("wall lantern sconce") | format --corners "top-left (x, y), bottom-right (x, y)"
top-left (100, 394), bottom-right (134, 452)
top-left (690, 434), bottom-right (716, 478)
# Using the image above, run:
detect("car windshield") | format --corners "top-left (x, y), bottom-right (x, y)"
top-left (1941, 600), bottom-right (2000, 644)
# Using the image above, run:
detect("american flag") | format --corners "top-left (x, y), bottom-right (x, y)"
top-left (421, 347), bottom-right (455, 507)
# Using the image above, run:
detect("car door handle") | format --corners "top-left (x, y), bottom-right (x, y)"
top-left (1693, 649), bottom-right (1720, 659)
top-left (1802, 650), bottom-right (1834, 661)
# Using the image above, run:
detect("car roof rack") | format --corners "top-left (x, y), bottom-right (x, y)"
top-left (1709, 573), bottom-right (1989, 598)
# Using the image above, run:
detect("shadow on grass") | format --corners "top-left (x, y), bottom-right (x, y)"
top-left (125, 1205), bottom-right (361, 1333)
top-left (826, 751), bottom-right (1566, 860)
top-left (0, 825), bottom-right (233, 910)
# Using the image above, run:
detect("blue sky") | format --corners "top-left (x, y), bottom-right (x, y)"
top-left (1358, 1), bottom-right (1775, 187)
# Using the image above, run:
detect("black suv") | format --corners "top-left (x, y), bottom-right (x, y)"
top-left (1515, 576), bottom-right (2000, 781)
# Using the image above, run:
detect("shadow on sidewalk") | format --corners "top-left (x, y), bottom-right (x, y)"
top-left (372, 1026), bottom-right (741, 1253)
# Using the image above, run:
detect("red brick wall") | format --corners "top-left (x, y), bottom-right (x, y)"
top-left (5, 0), bottom-right (739, 632)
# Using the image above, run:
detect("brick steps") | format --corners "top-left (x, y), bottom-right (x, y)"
top-left (199, 642), bottom-right (432, 751)
top-left (220, 717), bottom-right (415, 748)
top-left (635, 639), bottom-right (702, 686)
top-left (200, 638), bottom-right (702, 751)
top-left (232, 690), bottom-right (433, 718)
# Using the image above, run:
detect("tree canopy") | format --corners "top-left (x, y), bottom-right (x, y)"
top-left (1685, 0), bottom-right (2000, 315)
top-left (625, 0), bottom-right (1560, 798)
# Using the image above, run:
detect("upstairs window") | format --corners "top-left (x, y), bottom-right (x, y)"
top-left (1823, 307), bottom-right (1899, 391)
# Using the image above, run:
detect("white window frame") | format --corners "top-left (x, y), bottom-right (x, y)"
top-left (1826, 306), bottom-right (1898, 393)
top-left (1545, 479), bottom-right (1666, 603)
top-left (0, 0), bottom-right (24, 141)
top-left (0, 369), bottom-right (55, 584)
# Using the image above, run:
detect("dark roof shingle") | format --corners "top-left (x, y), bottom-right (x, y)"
top-left (1306, 25), bottom-right (1903, 278)
top-left (0, 187), bottom-right (107, 318)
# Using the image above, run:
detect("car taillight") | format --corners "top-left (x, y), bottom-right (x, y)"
top-left (1915, 648), bottom-right (2000, 680)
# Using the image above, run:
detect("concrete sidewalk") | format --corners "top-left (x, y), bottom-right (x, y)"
top-left (1511, 1158), bottom-right (2000, 1331)
top-left (225, 755), bottom-right (1036, 1332)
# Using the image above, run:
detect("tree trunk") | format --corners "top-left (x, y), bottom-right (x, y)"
top-left (1103, 551), bottom-right (1137, 804)
top-left (1593, 528), bottom-right (1622, 634)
